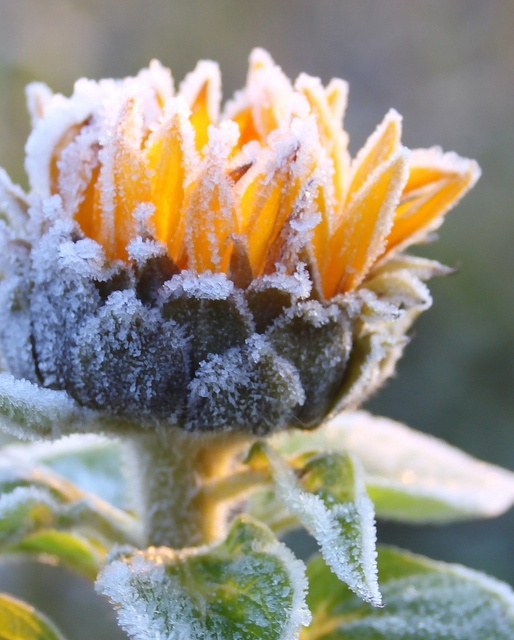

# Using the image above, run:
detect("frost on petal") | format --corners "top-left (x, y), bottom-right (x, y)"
top-left (0, 168), bottom-right (29, 231)
top-left (326, 148), bottom-right (410, 295)
top-left (0, 373), bottom-right (82, 440)
top-left (182, 121), bottom-right (239, 272)
top-left (96, 516), bottom-right (311, 640)
top-left (179, 60), bottom-right (221, 152)
top-left (386, 146), bottom-right (481, 252)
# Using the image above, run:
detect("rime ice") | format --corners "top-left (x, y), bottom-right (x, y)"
top-left (0, 50), bottom-right (480, 436)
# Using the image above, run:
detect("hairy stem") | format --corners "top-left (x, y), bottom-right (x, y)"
top-left (126, 429), bottom-right (254, 548)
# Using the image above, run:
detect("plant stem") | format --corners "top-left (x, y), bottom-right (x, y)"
top-left (126, 428), bottom-right (253, 548)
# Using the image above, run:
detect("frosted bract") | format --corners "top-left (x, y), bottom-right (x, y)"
top-left (0, 50), bottom-right (480, 435)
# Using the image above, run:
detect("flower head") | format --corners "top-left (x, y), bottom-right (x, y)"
top-left (0, 50), bottom-right (479, 436)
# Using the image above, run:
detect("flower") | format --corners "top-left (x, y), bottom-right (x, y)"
top-left (0, 49), bottom-right (479, 436)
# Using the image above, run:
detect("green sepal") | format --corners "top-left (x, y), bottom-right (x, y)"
top-left (246, 442), bottom-right (381, 606)
top-left (97, 515), bottom-right (311, 640)
top-left (304, 546), bottom-right (514, 639)
top-left (0, 592), bottom-right (67, 640)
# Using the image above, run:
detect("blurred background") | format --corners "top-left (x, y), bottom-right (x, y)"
top-left (0, 1), bottom-right (512, 637)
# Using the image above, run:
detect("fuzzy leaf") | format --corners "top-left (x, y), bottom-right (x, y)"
top-left (272, 411), bottom-right (514, 523)
top-left (247, 443), bottom-right (381, 605)
top-left (304, 546), bottom-right (514, 640)
top-left (0, 592), bottom-right (66, 640)
top-left (97, 515), bottom-right (311, 640)
top-left (3, 435), bottom-right (127, 509)
top-left (0, 373), bottom-right (82, 440)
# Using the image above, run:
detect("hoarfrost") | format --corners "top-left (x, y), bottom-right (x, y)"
top-left (96, 517), bottom-right (311, 640)
top-left (262, 445), bottom-right (381, 606)
top-left (268, 300), bottom-right (352, 427)
top-left (319, 411), bottom-right (514, 522)
top-left (187, 335), bottom-right (304, 434)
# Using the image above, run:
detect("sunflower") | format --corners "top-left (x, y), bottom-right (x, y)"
top-left (0, 49), bottom-right (479, 435)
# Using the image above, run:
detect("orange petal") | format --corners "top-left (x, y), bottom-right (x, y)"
top-left (182, 122), bottom-right (239, 273)
top-left (386, 148), bottom-right (481, 252)
top-left (179, 61), bottom-right (221, 153)
top-left (235, 49), bottom-right (293, 142)
top-left (325, 148), bottom-right (409, 296)
top-left (296, 73), bottom-right (350, 208)
top-left (145, 101), bottom-right (197, 262)
top-left (97, 98), bottom-right (151, 261)
top-left (345, 109), bottom-right (402, 208)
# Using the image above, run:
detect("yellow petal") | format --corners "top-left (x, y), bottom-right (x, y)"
top-left (145, 101), bottom-right (197, 262)
top-left (386, 148), bottom-right (481, 252)
top-left (179, 61), bottom-right (221, 153)
top-left (325, 77), bottom-right (349, 123)
top-left (345, 109), bottom-right (402, 207)
top-left (325, 148), bottom-right (409, 296)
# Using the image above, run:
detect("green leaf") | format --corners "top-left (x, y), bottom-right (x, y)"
top-left (304, 546), bottom-right (514, 640)
top-left (271, 411), bottom-right (514, 523)
top-left (0, 592), bottom-right (66, 640)
top-left (11, 529), bottom-right (103, 581)
top-left (247, 443), bottom-right (381, 606)
top-left (97, 515), bottom-right (311, 640)
top-left (0, 449), bottom-right (141, 577)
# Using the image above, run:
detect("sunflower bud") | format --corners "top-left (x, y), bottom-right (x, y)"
top-left (0, 50), bottom-right (479, 436)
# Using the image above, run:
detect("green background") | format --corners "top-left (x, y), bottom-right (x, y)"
top-left (0, 1), bottom-right (512, 638)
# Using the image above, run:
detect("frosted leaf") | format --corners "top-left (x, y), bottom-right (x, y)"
top-left (267, 300), bottom-right (352, 427)
top-left (97, 516), bottom-right (311, 640)
top-left (305, 546), bottom-right (514, 640)
top-left (0, 373), bottom-right (83, 440)
top-left (247, 443), bottom-right (381, 605)
top-left (272, 411), bottom-right (514, 523)
top-left (2, 435), bottom-right (126, 509)
top-left (0, 593), bottom-right (67, 640)
top-left (187, 335), bottom-right (304, 434)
